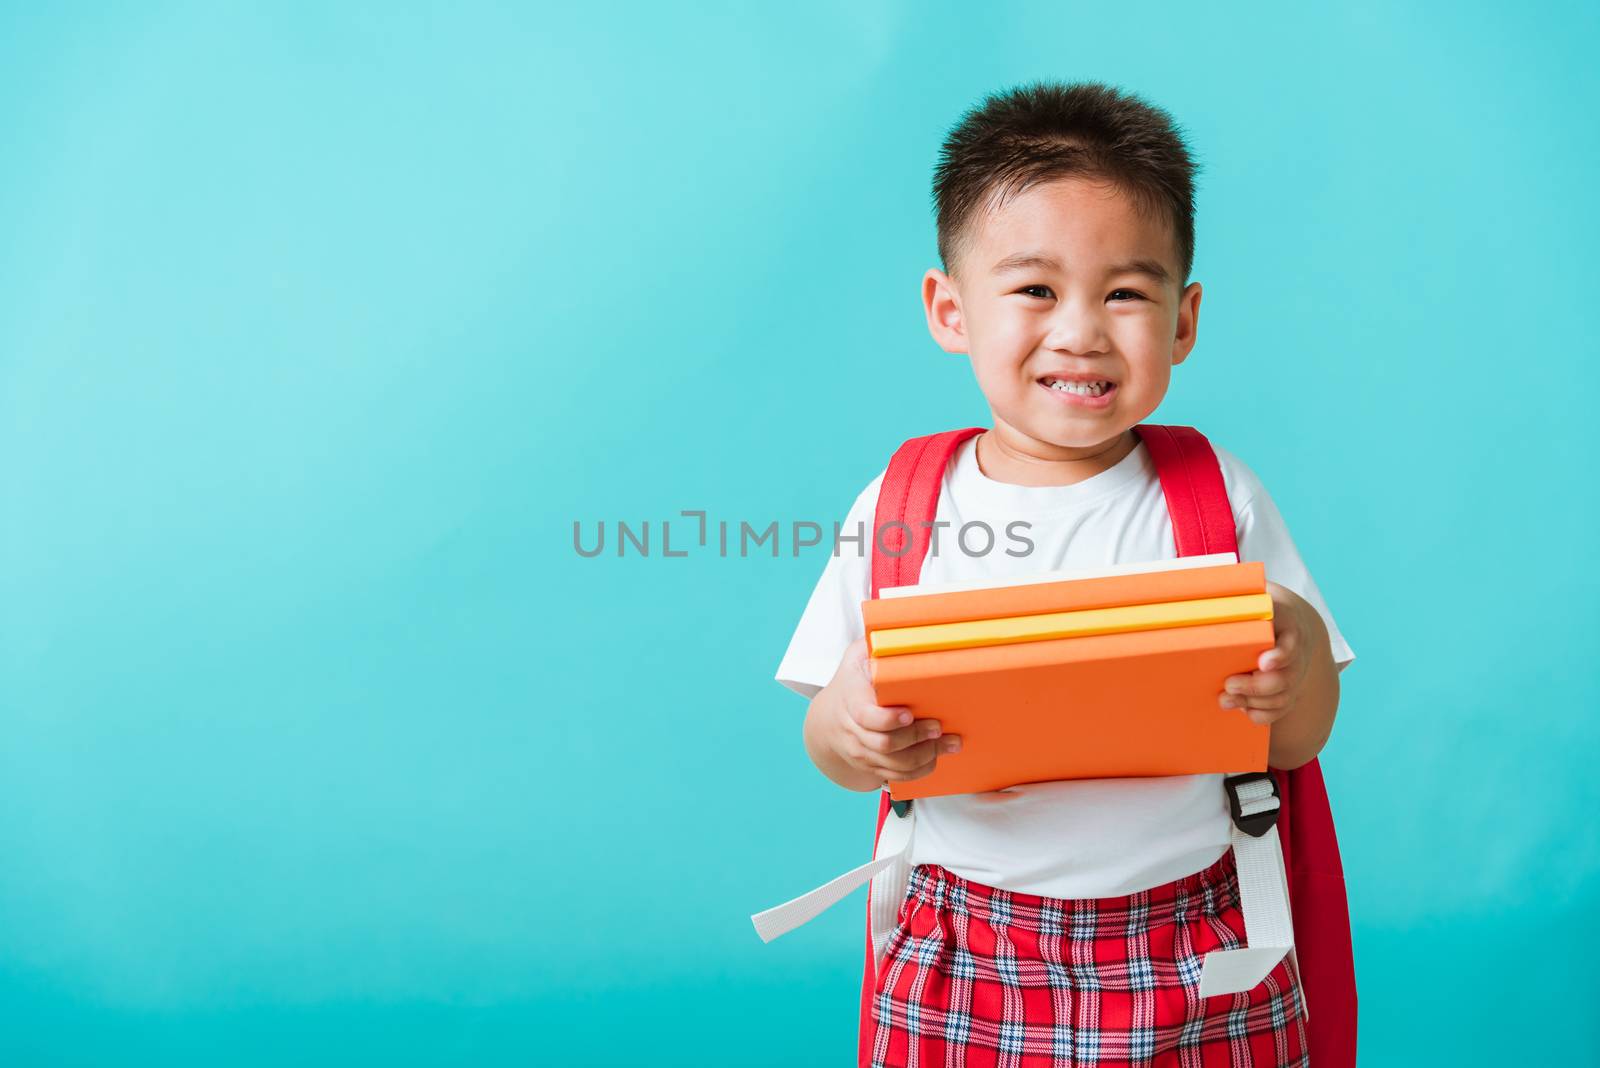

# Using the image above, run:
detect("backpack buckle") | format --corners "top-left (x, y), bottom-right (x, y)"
top-left (1224, 772), bottom-right (1280, 838)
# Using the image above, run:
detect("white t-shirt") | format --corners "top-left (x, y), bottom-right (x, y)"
top-left (774, 433), bottom-right (1355, 899)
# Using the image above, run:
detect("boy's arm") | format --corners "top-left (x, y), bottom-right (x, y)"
top-left (803, 687), bottom-right (884, 793)
top-left (1219, 578), bottom-right (1344, 770)
top-left (802, 638), bottom-right (958, 793)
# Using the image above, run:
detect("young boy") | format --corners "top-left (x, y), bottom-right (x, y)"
top-left (773, 81), bottom-right (1354, 1066)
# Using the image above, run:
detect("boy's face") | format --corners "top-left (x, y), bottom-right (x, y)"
top-left (923, 176), bottom-right (1202, 462)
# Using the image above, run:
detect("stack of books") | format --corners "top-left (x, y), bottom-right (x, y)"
top-left (863, 554), bottom-right (1276, 801)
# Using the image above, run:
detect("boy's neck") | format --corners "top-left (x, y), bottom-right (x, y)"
top-left (975, 426), bottom-right (1140, 487)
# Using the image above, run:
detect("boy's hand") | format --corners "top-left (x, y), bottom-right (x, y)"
top-left (807, 637), bottom-right (962, 790)
top-left (1217, 580), bottom-right (1315, 726)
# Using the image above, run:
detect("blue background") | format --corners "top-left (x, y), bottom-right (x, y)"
top-left (2, 2), bottom-right (1595, 1064)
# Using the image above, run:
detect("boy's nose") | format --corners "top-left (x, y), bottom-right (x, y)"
top-left (1043, 314), bottom-right (1111, 356)
top-left (1040, 292), bottom-right (1112, 348)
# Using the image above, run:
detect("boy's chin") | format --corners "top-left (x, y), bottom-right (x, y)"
top-left (1041, 429), bottom-right (1135, 453)
top-left (996, 410), bottom-right (1141, 452)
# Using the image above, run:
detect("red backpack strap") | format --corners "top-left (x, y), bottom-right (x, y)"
top-left (1136, 423), bottom-right (1356, 1066)
top-left (1275, 757), bottom-right (1357, 1065)
top-left (1132, 423), bottom-right (1239, 557)
top-left (869, 428), bottom-right (987, 598)
top-left (858, 426), bottom-right (983, 1064)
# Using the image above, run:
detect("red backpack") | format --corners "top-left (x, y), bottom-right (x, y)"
top-left (857, 423), bottom-right (1357, 1067)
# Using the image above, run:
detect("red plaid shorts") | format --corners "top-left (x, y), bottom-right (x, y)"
top-left (868, 845), bottom-right (1307, 1067)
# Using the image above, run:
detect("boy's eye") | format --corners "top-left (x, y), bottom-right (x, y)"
top-left (1018, 285), bottom-right (1145, 302)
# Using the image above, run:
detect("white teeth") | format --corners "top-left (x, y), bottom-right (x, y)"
top-left (1045, 378), bottom-right (1110, 397)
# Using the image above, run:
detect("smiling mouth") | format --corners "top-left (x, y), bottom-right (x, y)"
top-left (1038, 376), bottom-right (1116, 398)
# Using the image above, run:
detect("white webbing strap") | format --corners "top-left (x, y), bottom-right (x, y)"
top-left (752, 777), bottom-right (1304, 1016)
top-left (750, 801), bottom-right (915, 979)
top-left (1198, 774), bottom-right (1302, 1014)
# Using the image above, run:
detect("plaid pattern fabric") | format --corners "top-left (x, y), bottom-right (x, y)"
top-left (868, 846), bottom-right (1307, 1068)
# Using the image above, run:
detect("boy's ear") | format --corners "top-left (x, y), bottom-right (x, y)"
top-left (1171, 280), bottom-right (1202, 366)
top-left (923, 268), bottom-right (969, 354)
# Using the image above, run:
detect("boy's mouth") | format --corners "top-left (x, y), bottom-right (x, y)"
top-left (1038, 375), bottom-right (1117, 407)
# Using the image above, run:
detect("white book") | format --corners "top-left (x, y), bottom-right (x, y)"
top-left (878, 551), bottom-right (1240, 600)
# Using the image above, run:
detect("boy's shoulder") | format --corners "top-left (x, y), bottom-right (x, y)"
top-left (844, 466), bottom-right (888, 517)
top-left (1203, 438), bottom-right (1267, 492)
top-left (809, 467), bottom-right (887, 562)
top-left (1202, 437), bottom-right (1272, 513)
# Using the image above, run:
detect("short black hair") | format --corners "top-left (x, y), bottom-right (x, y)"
top-left (932, 80), bottom-right (1201, 287)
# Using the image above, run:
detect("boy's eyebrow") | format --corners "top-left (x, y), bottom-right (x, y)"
top-left (991, 251), bottom-right (1172, 285)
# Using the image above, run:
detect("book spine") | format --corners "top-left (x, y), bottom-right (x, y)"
top-left (861, 561), bottom-right (1264, 631)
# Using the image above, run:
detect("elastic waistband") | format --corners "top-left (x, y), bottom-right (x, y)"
top-left (906, 846), bottom-right (1240, 937)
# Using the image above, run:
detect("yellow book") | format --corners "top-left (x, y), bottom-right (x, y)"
top-left (868, 592), bottom-right (1273, 657)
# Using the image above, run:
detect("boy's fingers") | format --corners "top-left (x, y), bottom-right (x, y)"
top-left (1261, 628), bottom-right (1298, 671)
top-left (841, 704), bottom-right (911, 763)
top-left (892, 719), bottom-right (943, 753)
top-left (1259, 671), bottom-right (1291, 697)
top-left (849, 700), bottom-right (915, 733)
top-left (883, 737), bottom-right (958, 776)
top-left (886, 738), bottom-right (940, 773)
top-left (1224, 669), bottom-right (1289, 699)
top-left (871, 734), bottom-right (964, 782)
top-left (879, 754), bottom-right (939, 783)
top-left (861, 719), bottom-right (941, 756)
top-left (864, 738), bottom-right (928, 780)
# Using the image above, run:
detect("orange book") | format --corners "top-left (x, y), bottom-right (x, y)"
top-left (863, 560), bottom-right (1265, 631)
top-left (862, 560), bottom-right (1275, 800)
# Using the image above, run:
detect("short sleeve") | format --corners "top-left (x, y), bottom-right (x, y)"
top-left (1214, 446), bottom-right (1356, 671)
top-left (773, 472), bottom-right (884, 700)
